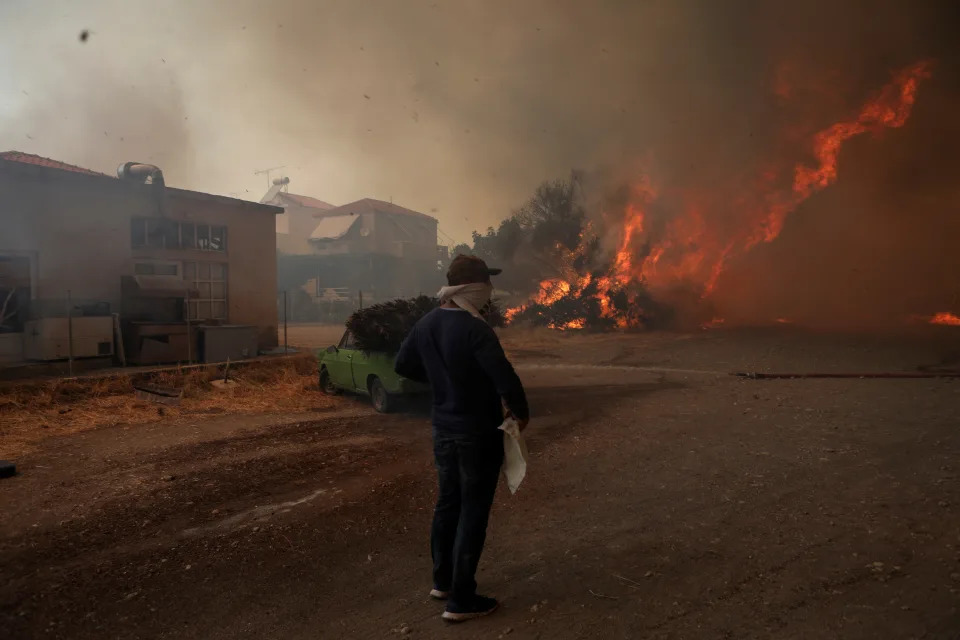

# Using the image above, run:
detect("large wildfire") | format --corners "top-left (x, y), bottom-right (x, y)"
top-left (507, 60), bottom-right (953, 331)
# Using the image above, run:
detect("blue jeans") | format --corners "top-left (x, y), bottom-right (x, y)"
top-left (431, 429), bottom-right (504, 604)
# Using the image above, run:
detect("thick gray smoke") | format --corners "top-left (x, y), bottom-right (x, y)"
top-left (1, 0), bottom-right (957, 326)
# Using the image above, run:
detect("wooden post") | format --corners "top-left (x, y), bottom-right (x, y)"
top-left (113, 313), bottom-right (127, 367)
top-left (66, 290), bottom-right (74, 376)
top-left (283, 290), bottom-right (288, 353)
top-left (185, 288), bottom-right (193, 365)
top-left (359, 290), bottom-right (363, 310)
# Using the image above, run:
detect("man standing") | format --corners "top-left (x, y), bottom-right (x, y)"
top-left (395, 255), bottom-right (529, 622)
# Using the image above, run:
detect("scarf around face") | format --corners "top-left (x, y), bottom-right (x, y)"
top-left (437, 283), bottom-right (493, 321)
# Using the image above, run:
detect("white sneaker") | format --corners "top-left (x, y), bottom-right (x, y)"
top-left (429, 589), bottom-right (450, 600)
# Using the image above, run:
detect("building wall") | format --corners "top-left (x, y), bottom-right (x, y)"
top-left (276, 204), bottom-right (321, 255)
top-left (371, 212), bottom-right (437, 258)
top-left (163, 194), bottom-right (279, 347)
top-left (0, 163), bottom-right (279, 349)
top-left (309, 212), bottom-right (376, 256)
top-left (278, 204), bottom-right (440, 313)
top-left (0, 169), bottom-right (150, 312)
top-left (310, 211), bottom-right (438, 259)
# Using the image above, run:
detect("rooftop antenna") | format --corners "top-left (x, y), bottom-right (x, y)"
top-left (254, 165), bottom-right (287, 189)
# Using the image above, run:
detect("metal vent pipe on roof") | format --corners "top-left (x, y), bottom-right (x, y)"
top-left (117, 162), bottom-right (165, 187)
top-left (117, 162), bottom-right (166, 216)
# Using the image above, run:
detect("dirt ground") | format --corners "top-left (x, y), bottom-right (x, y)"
top-left (3, 327), bottom-right (960, 639)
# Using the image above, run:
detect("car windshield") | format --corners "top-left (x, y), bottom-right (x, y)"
top-left (338, 331), bottom-right (355, 350)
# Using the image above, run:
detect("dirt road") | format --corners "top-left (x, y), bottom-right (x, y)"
top-left (3, 329), bottom-right (960, 639)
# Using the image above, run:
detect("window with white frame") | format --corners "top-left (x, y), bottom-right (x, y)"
top-left (183, 261), bottom-right (228, 320)
top-left (131, 218), bottom-right (227, 252)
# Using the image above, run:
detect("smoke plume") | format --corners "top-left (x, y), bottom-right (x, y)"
top-left (1, 0), bottom-right (958, 327)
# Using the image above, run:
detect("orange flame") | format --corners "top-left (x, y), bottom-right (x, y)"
top-left (750, 60), bottom-right (933, 248)
top-left (505, 61), bottom-right (934, 330)
top-left (532, 279), bottom-right (571, 306)
top-left (930, 312), bottom-right (960, 327)
top-left (550, 318), bottom-right (586, 330)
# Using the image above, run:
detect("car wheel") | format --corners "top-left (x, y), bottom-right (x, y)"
top-left (369, 377), bottom-right (392, 413)
top-left (319, 368), bottom-right (339, 395)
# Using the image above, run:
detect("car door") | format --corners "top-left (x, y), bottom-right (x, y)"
top-left (338, 331), bottom-right (366, 392)
top-left (324, 331), bottom-right (357, 390)
top-left (347, 344), bottom-right (385, 396)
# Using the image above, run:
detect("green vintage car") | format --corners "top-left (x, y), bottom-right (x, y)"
top-left (317, 330), bottom-right (429, 413)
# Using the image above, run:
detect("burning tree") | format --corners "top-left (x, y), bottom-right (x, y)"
top-left (459, 172), bottom-right (590, 296)
top-left (508, 271), bottom-right (674, 330)
top-left (490, 59), bottom-right (938, 331)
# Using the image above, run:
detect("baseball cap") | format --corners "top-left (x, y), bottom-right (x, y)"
top-left (446, 254), bottom-right (502, 285)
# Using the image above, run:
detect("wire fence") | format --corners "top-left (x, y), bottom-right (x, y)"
top-left (278, 289), bottom-right (368, 325)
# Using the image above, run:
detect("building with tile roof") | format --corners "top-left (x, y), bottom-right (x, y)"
top-left (265, 180), bottom-right (445, 314)
top-left (0, 151), bottom-right (283, 367)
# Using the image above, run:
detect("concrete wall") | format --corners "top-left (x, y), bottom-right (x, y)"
top-left (0, 168), bottom-right (150, 312)
top-left (0, 333), bottom-right (22, 363)
top-left (276, 204), bottom-right (320, 255)
top-left (0, 162), bottom-right (279, 349)
top-left (167, 194), bottom-right (279, 347)
top-left (310, 212), bottom-right (376, 257)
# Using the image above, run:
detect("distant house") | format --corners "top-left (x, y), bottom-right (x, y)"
top-left (308, 198), bottom-right (442, 301)
top-left (310, 198), bottom-right (438, 259)
top-left (267, 184), bottom-right (446, 314)
top-left (261, 177), bottom-right (336, 255)
top-left (0, 151), bottom-right (282, 367)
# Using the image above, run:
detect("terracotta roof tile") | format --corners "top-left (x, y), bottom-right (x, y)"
top-left (0, 151), bottom-right (110, 177)
top-left (280, 192), bottom-right (336, 210)
top-left (319, 198), bottom-right (435, 222)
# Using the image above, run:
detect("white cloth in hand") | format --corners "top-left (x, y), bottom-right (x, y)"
top-left (499, 417), bottom-right (529, 494)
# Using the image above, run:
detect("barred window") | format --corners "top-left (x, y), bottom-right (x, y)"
top-left (183, 261), bottom-right (227, 320)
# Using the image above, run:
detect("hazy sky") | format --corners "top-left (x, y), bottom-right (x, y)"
top-left (2, 0), bottom-right (642, 244)
top-left (1, 0), bottom-right (956, 248)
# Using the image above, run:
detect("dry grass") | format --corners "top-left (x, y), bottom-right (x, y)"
top-left (0, 353), bottom-right (337, 459)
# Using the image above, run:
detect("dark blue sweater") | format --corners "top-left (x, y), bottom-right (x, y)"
top-left (394, 308), bottom-right (529, 433)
